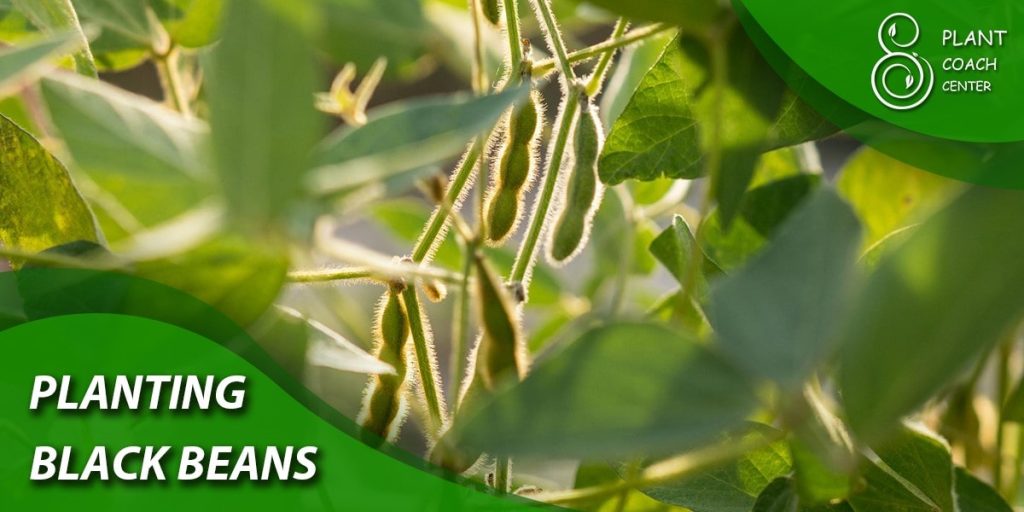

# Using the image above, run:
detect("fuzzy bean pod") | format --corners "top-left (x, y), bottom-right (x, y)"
top-left (485, 93), bottom-right (542, 245)
top-left (473, 253), bottom-right (525, 390)
top-left (357, 285), bottom-right (411, 442)
top-left (548, 98), bottom-right (604, 264)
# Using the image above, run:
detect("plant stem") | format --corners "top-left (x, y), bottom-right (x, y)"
top-left (412, 144), bottom-right (482, 263)
top-left (154, 47), bottom-right (191, 115)
top-left (469, 0), bottom-right (488, 94)
top-left (402, 287), bottom-right (447, 435)
top-left (532, 23), bottom-right (672, 77)
top-left (450, 238), bottom-right (475, 395)
top-left (995, 339), bottom-right (1013, 494)
top-left (509, 93), bottom-right (580, 285)
top-left (538, 431), bottom-right (779, 506)
top-left (502, 0), bottom-right (524, 76)
top-left (287, 267), bottom-right (373, 282)
top-left (585, 19), bottom-right (628, 97)
top-left (494, 457), bottom-right (511, 493)
top-left (529, 0), bottom-right (577, 83)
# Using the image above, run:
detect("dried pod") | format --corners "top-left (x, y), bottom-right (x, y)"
top-left (422, 278), bottom-right (448, 303)
top-left (356, 286), bottom-right (411, 442)
top-left (485, 92), bottom-right (543, 245)
top-left (548, 97), bottom-right (604, 264)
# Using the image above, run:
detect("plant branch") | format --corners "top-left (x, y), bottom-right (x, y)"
top-left (538, 431), bottom-right (780, 506)
top-left (532, 23), bottom-right (672, 77)
top-left (412, 144), bottom-right (482, 263)
top-left (402, 286), bottom-right (447, 435)
top-left (502, 0), bottom-right (524, 76)
top-left (154, 47), bottom-right (191, 116)
top-left (529, 0), bottom-right (577, 82)
top-left (585, 19), bottom-right (629, 97)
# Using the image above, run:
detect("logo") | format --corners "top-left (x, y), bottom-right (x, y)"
top-left (872, 13), bottom-right (934, 110)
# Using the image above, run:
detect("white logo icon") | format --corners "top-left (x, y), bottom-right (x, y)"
top-left (872, 13), bottom-right (934, 110)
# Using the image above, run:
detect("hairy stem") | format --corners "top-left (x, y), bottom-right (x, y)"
top-left (402, 287), bottom-right (447, 435)
top-left (502, 0), bottom-right (524, 76)
top-left (494, 457), bottom-right (511, 493)
top-left (412, 144), bottom-right (482, 263)
top-left (529, 0), bottom-right (577, 83)
top-left (532, 23), bottom-right (672, 77)
top-left (585, 19), bottom-right (629, 96)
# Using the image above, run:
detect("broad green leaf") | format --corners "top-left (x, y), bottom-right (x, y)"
top-left (205, 0), bottom-right (320, 229)
top-left (700, 173), bottom-right (821, 272)
top-left (585, 188), bottom-right (658, 299)
top-left (601, 30), bottom-right (676, 128)
top-left (0, 31), bottom-right (78, 95)
top-left (11, 0), bottom-right (96, 76)
top-left (837, 148), bottom-right (960, 250)
top-left (133, 236), bottom-right (288, 326)
top-left (41, 73), bottom-right (211, 183)
top-left (575, 462), bottom-right (689, 512)
top-left (600, 29), bottom-right (829, 226)
top-left (582, 0), bottom-right (721, 29)
top-left (447, 322), bottom-right (756, 458)
top-left (151, 0), bottom-right (223, 48)
top-left (0, 114), bottom-right (98, 267)
top-left (953, 467), bottom-right (1011, 512)
top-left (848, 425), bottom-right (954, 512)
top-left (839, 187), bottom-right (1024, 441)
top-left (320, 0), bottom-right (425, 74)
top-left (640, 424), bottom-right (791, 512)
top-left (861, 226), bottom-right (916, 269)
top-left (706, 189), bottom-right (861, 389)
top-left (789, 390), bottom-right (856, 505)
top-left (71, 0), bottom-right (154, 45)
top-left (752, 478), bottom-right (853, 512)
top-left (87, 27), bottom-right (149, 71)
top-left (649, 215), bottom-right (722, 294)
top-left (41, 72), bottom-right (213, 233)
top-left (307, 87), bottom-right (526, 196)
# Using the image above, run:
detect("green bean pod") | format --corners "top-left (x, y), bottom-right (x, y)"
top-left (473, 253), bottom-right (525, 390)
top-left (485, 93), bottom-right (543, 245)
top-left (480, 0), bottom-right (501, 26)
top-left (548, 98), bottom-right (605, 264)
top-left (357, 285), bottom-right (411, 442)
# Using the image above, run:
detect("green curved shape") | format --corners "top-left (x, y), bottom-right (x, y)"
top-left (733, 0), bottom-right (1024, 189)
top-left (0, 268), bottom-right (557, 511)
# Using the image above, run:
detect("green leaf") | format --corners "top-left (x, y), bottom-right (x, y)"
top-left (837, 148), bottom-right (960, 250)
top-left (582, 0), bottom-right (722, 29)
top-left (205, 0), bottom-right (320, 230)
top-left (706, 189), bottom-right (862, 389)
top-left (11, 0), bottom-right (96, 76)
top-left (447, 321), bottom-right (756, 458)
top-left (700, 173), bottom-right (821, 272)
top-left (71, 0), bottom-right (155, 45)
top-left (953, 467), bottom-right (1011, 512)
top-left (133, 236), bottom-right (288, 326)
top-left (848, 424), bottom-right (955, 512)
top-left (575, 462), bottom-right (689, 511)
top-left (640, 424), bottom-right (791, 512)
top-left (41, 72), bottom-right (213, 234)
top-left (752, 478), bottom-right (854, 511)
top-left (0, 114), bottom-right (98, 267)
top-left (320, 0), bottom-right (425, 74)
top-left (151, 0), bottom-right (223, 48)
top-left (0, 31), bottom-right (79, 94)
top-left (307, 87), bottom-right (526, 196)
top-left (600, 29), bottom-right (828, 226)
top-left (839, 187), bottom-right (1024, 441)
top-left (649, 214), bottom-right (722, 294)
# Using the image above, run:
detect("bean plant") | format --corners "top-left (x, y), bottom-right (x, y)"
top-left (1, 0), bottom-right (1024, 511)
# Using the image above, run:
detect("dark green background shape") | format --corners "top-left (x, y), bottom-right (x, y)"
top-left (0, 269), bottom-right (557, 511)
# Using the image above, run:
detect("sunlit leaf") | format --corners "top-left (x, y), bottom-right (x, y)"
top-left (0, 114), bottom-right (98, 267)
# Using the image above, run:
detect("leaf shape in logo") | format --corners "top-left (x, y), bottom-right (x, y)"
top-left (906, 75), bottom-right (915, 89)
top-left (889, 23), bottom-right (897, 38)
